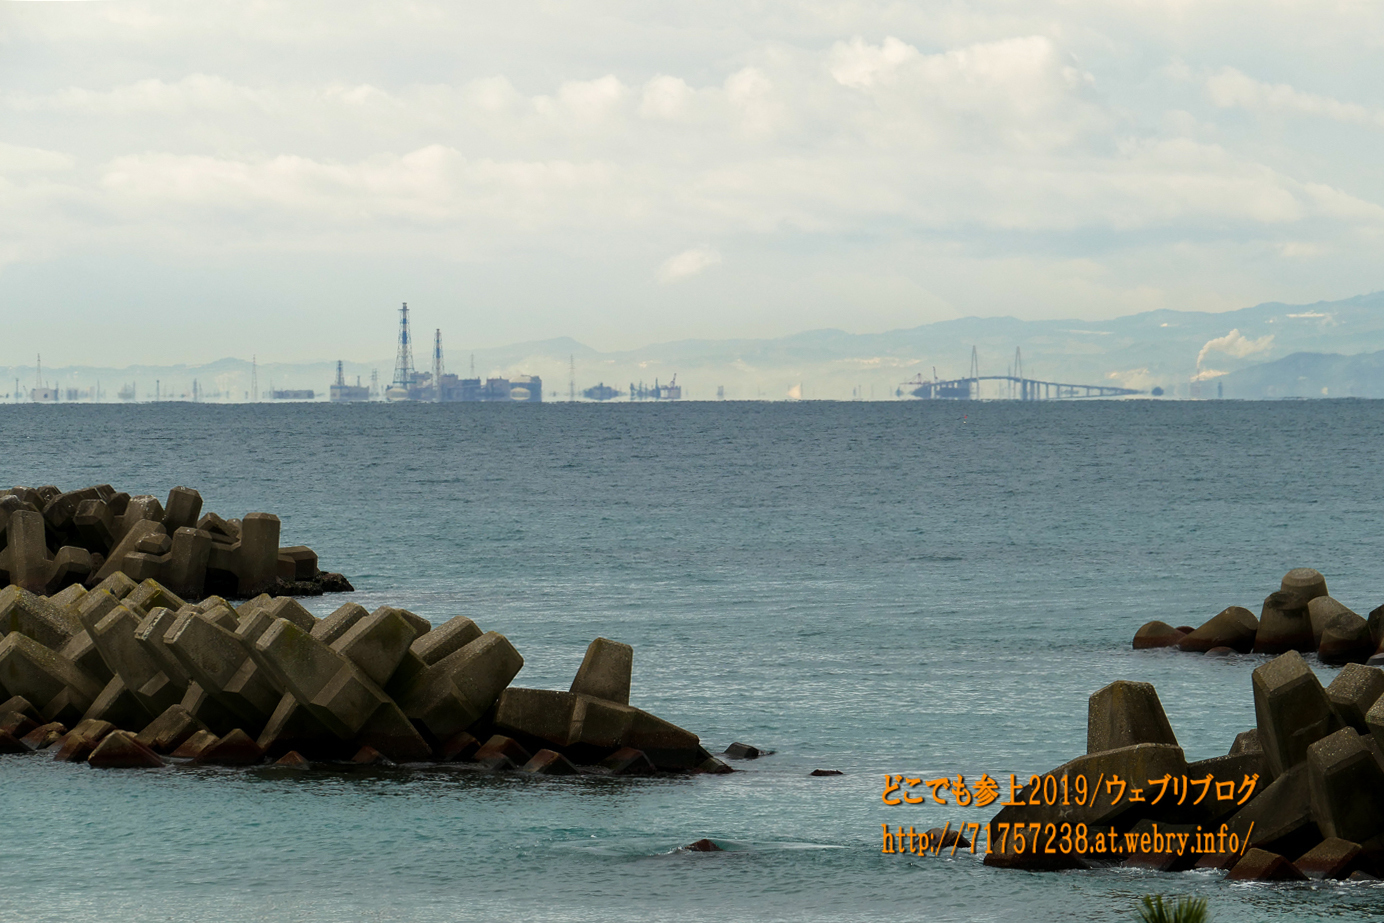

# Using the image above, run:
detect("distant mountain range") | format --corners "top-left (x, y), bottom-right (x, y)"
top-left (4, 291), bottom-right (1384, 401)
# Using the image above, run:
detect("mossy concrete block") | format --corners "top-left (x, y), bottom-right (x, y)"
top-left (311, 602), bottom-right (369, 645)
top-left (125, 580), bottom-right (185, 617)
top-left (57, 631), bottom-right (114, 686)
top-left (164, 611), bottom-right (278, 727)
top-left (0, 633), bottom-right (102, 724)
top-left (263, 597), bottom-right (316, 633)
top-left (0, 585), bottom-right (81, 649)
top-left (331, 608), bottom-right (418, 687)
top-left (90, 573), bottom-right (137, 601)
top-left (396, 631), bottom-right (523, 741)
top-left (91, 606), bottom-right (183, 717)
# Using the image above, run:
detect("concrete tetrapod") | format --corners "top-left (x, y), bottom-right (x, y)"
top-left (250, 618), bottom-right (431, 761)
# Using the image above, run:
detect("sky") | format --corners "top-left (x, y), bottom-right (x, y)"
top-left (3, 0), bottom-right (1384, 366)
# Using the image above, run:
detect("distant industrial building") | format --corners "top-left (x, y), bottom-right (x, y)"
top-left (583, 382), bottom-right (622, 401)
top-left (382, 303), bottom-right (543, 402)
top-left (630, 376), bottom-right (681, 400)
top-left (271, 389), bottom-right (315, 400)
top-left (330, 361), bottom-right (370, 402)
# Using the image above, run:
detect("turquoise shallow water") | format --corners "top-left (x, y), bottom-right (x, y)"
top-left (2, 400), bottom-right (1383, 922)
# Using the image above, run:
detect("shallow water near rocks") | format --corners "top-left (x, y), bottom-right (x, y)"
top-left (2, 399), bottom-right (1383, 922)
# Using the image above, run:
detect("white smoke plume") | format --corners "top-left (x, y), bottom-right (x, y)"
top-left (1196, 328), bottom-right (1274, 369)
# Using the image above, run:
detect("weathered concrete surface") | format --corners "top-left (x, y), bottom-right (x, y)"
top-left (89, 605), bottom-right (182, 717)
top-left (83, 676), bottom-right (155, 729)
top-left (494, 688), bottom-right (705, 770)
top-left (56, 631), bottom-right (114, 686)
top-left (125, 580), bottom-right (186, 617)
top-left (522, 748), bottom-right (579, 775)
top-left (1310, 597), bottom-right (1359, 649)
top-left (601, 746), bottom-right (656, 775)
top-left (194, 728), bottom-right (264, 766)
top-left (262, 597), bottom-right (316, 632)
top-left (1254, 592), bottom-right (1314, 654)
top-left (409, 616), bottom-right (481, 667)
top-left (474, 734), bottom-right (531, 770)
top-left (1227, 848), bottom-right (1307, 881)
top-left (570, 638), bottom-right (633, 705)
top-left (163, 528), bottom-right (213, 599)
top-left (0, 633), bottom-right (102, 724)
top-left (1282, 568), bottom-right (1329, 604)
top-left (436, 731), bottom-right (480, 762)
top-left (1230, 728), bottom-right (1261, 755)
top-left (1253, 651), bottom-right (1341, 778)
top-left (51, 718), bottom-right (116, 762)
top-left (277, 546), bottom-right (318, 582)
top-left (1318, 608), bottom-right (1374, 666)
top-left (171, 730), bottom-right (218, 759)
top-left (0, 510), bottom-right (92, 594)
top-left (373, 607), bottom-right (431, 641)
top-left (1307, 728), bottom-right (1384, 844)
top-left (135, 704), bottom-right (208, 754)
top-left (236, 513), bottom-right (280, 597)
top-left (250, 619), bottom-right (430, 761)
top-left (255, 692), bottom-right (346, 760)
top-left (1086, 680), bottom-right (1178, 754)
top-left (1295, 837), bottom-right (1363, 880)
top-left (164, 611), bottom-right (280, 728)
top-left (0, 585), bottom-right (82, 649)
top-left (1178, 606), bottom-right (1258, 654)
top-left (391, 631), bottom-right (523, 741)
top-left (331, 608), bottom-right (419, 686)
top-left (95, 520), bottom-right (166, 582)
top-left (90, 573), bottom-right (137, 601)
top-left (87, 730), bottom-right (164, 768)
top-left (1327, 664), bottom-right (1384, 734)
top-left (310, 603), bottom-right (369, 645)
top-left (162, 487), bottom-right (204, 533)
top-left (1224, 764), bottom-right (1321, 859)
top-left (1132, 621), bottom-right (1184, 650)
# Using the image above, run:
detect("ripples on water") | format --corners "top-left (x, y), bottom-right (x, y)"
top-left (1, 400), bottom-right (1382, 921)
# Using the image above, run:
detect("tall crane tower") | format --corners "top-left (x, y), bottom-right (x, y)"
top-left (432, 329), bottom-right (444, 402)
top-left (392, 303), bottom-right (415, 390)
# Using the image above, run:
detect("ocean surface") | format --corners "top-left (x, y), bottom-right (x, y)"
top-left (2, 399), bottom-right (1383, 923)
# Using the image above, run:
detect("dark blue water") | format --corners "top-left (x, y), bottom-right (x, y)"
top-left (2, 401), bottom-right (1383, 922)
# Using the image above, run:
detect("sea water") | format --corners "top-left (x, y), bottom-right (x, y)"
top-left (0, 399), bottom-right (1381, 922)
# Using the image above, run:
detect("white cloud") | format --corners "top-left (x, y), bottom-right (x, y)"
top-left (1206, 67), bottom-right (1384, 126)
top-left (657, 247), bottom-right (721, 282)
top-left (5, 0), bottom-right (1384, 361)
